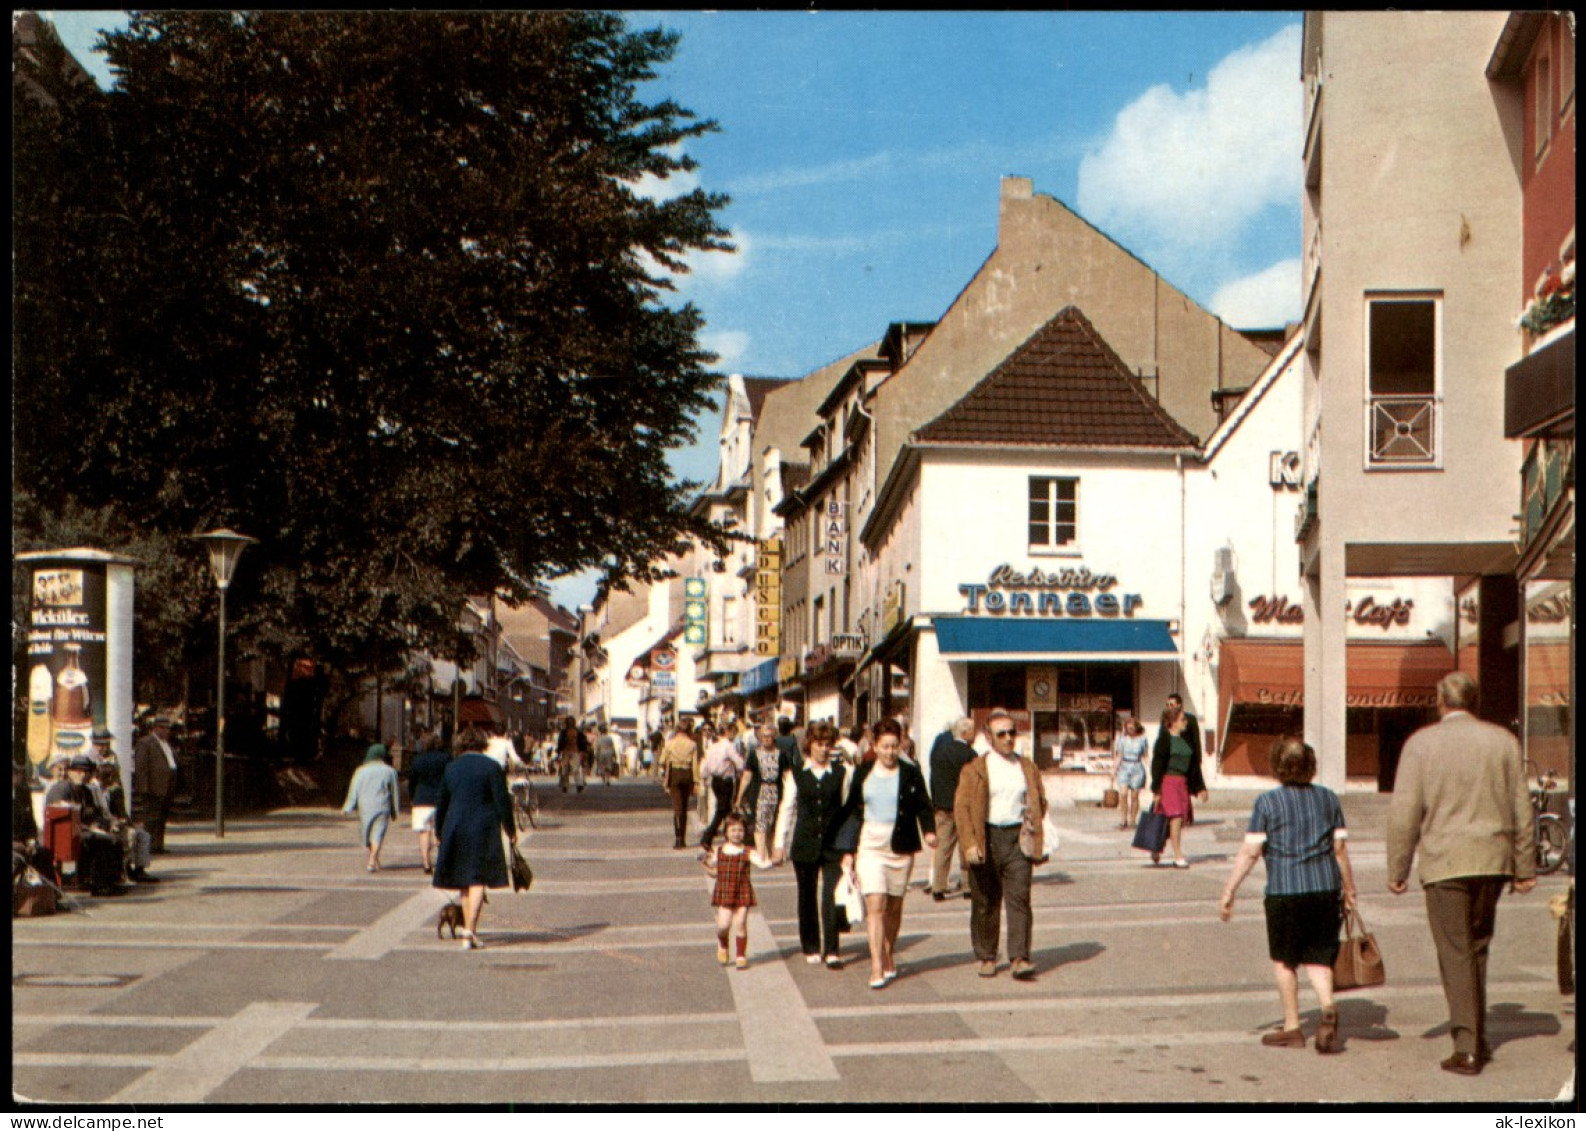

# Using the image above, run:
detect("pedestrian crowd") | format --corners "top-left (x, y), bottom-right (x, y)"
top-left (662, 673), bottom-right (1539, 1077)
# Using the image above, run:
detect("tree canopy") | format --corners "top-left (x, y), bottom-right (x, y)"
top-left (15, 11), bottom-right (733, 680)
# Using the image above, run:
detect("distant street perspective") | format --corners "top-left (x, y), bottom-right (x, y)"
top-left (12, 779), bottom-right (1576, 1105)
top-left (13, 9), bottom-right (1576, 1112)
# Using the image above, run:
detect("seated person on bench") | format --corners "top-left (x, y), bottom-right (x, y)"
top-left (43, 755), bottom-right (127, 896)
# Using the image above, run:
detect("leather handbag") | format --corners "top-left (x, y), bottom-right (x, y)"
top-left (1333, 906), bottom-right (1385, 990)
top-left (508, 844), bottom-right (533, 893)
top-left (1131, 804), bottom-right (1170, 854)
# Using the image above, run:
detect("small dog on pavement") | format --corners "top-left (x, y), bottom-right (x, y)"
top-left (436, 902), bottom-right (465, 939)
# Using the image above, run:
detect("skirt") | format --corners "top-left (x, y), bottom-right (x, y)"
top-left (855, 845), bottom-right (913, 898)
top-left (754, 786), bottom-right (781, 835)
top-left (1264, 890), bottom-right (1343, 968)
top-left (1158, 773), bottom-right (1194, 821)
top-left (411, 805), bottom-right (436, 831)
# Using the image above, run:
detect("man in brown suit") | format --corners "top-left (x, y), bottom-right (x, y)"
top-left (1387, 672), bottom-right (1536, 1076)
top-left (954, 709), bottom-right (1047, 981)
top-left (132, 716), bottom-right (180, 853)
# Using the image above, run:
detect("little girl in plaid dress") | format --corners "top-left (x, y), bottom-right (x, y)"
top-left (705, 811), bottom-right (756, 969)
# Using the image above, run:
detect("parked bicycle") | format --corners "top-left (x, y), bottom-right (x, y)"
top-left (1527, 761), bottom-right (1570, 876)
top-left (510, 775), bottom-right (540, 832)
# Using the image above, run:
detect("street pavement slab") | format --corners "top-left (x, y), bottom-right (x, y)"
top-left (12, 774), bottom-right (1576, 1106)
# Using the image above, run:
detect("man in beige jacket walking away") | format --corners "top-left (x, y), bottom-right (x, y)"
top-left (1387, 672), bottom-right (1536, 1077)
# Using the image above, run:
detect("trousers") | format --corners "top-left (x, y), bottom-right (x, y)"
top-left (1424, 875), bottom-right (1506, 1057)
top-left (793, 854), bottom-right (845, 958)
top-left (930, 808), bottom-right (961, 893)
top-left (665, 769), bottom-right (694, 844)
top-left (700, 776), bottom-right (737, 849)
top-left (968, 824), bottom-right (1033, 963)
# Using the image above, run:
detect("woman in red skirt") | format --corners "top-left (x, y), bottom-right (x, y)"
top-left (1149, 693), bottom-right (1209, 868)
top-left (704, 811), bottom-right (756, 968)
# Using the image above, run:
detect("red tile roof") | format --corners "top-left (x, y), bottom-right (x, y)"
top-left (914, 307), bottom-right (1199, 449)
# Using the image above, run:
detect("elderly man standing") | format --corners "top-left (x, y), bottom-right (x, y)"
top-left (132, 715), bottom-right (180, 854)
top-left (955, 709), bottom-right (1047, 980)
top-left (1387, 672), bottom-right (1535, 1077)
top-left (929, 717), bottom-right (977, 901)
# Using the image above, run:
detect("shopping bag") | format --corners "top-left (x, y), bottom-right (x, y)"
top-left (834, 870), bottom-right (864, 932)
top-left (1131, 804), bottom-right (1170, 854)
top-left (508, 844), bottom-right (534, 893)
top-left (1333, 907), bottom-right (1385, 990)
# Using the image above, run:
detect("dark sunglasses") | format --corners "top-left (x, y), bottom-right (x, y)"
top-left (991, 729), bottom-right (1016, 739)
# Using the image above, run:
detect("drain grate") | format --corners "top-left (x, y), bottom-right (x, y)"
top-left (14, 973), bottom-right (141, 988)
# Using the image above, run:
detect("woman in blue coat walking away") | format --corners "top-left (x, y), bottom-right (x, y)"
top-left (343, 743), bottom-right (400, 872)
top-left (433, 726), bottom-right (516, 949)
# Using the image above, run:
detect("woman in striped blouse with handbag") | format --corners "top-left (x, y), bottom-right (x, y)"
top-left (1219, 736), bottom-right (1358, 1054)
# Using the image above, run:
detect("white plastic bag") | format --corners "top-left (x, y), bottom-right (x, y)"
top-left (1043, 813), bottom-right (1061, 855)
top-left (834, 871), bottom-right (865, 925)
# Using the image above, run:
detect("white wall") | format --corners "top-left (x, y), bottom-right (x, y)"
top-left (916, 451), bottom-right (1187, 624)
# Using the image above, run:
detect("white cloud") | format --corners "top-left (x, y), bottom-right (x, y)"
top-left (700, 329), bottom-right (751, 370)
top-left (1209, 258), bottom-right (1302, 329)
top-left (681, 229), bottom-right (751, 285)
top-left (1076, 24), bottom-right (1301, 256)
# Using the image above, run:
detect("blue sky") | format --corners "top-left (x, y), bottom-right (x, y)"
top-left (46, 11), bottom-right (1304, 610)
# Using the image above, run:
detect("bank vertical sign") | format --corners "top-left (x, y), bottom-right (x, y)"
top-left (755, 537), bottom-right (782, 657)
top-left (20, 549), bottom-right (137, 777)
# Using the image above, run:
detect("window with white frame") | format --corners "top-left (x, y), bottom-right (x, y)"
top-left (1028, 476), bottom-right (1079, 550)
top-left (1365, 295), bottom-right (1441, 467)
top-left (1536, 47), bottom-right (1553, 158)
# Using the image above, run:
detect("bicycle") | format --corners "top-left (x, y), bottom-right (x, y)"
top-left (510, 775), bottom-right (540, 832)
top-left (1527, 761), bottom-right (1570, 876)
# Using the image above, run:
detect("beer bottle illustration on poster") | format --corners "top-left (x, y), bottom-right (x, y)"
top-left (26, 566), bottom-right (110, 762)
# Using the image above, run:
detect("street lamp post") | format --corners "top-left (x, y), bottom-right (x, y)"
top-left (190, 528), bottom-right (256, 838)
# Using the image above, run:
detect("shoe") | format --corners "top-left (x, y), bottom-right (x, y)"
top-left (423, 865), bottom-right (433, 875)
top-left (1440, 1052), bottom-right (1481, 1076)
top-left (366, 864), bottom-right (377, 873)
top-left (129, 869), bottom-right (160, 883)
top-left (882, 969), bottom-right (897, 983)
top-left (824, 955), bottom-right (843, 970)
top-left (961, 889), bottom-right (973, 899)
top-left (735, 957), bottom-right (748, 970)
top-left (1173, 859), bottom-right (1190, 869)
top-left (805, 954), bottom-right (822, 965)
top-left (1260, 1028), bottom-right (1305, 1048)
top-left (673, 840), bottom-right (686, 850)
top-left (717, 945), bottom-right (730, 965)
top-left (1315, 1007), bottom-right (1339, 1054)
top-left (869, 978), bottom-right (888, 990)
top-left (932, 891), bottom-right (949, 902)
top-left (1151, 852), bottom-right (1161, 865)
top-left (458, 929), bottom-right (481, 951)
top-left (1011, 958), bottom-right (1036, 980)
top-left (1478, 1041), bottom-right (1493, 1066)
top-left (978, 960), bottom-right (998, 978)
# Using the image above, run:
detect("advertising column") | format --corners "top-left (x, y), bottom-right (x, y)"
top-left (20, 549), bottom-right (138, 790)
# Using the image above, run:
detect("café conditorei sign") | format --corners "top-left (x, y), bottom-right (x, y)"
top-left (959, 564), bottom-right (1144, 618)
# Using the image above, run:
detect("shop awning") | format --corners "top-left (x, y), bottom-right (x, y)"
top-left (457, 697), bottom-right (505, 728)
top-left (740, 658), bottom-right (779, 695)
top-left (1219, 639), bottom-right (1454, 713)
top-left (932, 616), bottom-right (1178, 660)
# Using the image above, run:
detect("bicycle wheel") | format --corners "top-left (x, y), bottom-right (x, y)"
top-left (1537, 813), bottom-right (1567, 875)
top-left (524, 785), bottom-right (540, 829)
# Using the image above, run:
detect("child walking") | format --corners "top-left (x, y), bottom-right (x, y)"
top-left (704, 811), bottom-right (756, 969)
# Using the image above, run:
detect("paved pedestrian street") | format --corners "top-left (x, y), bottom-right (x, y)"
top-left (12, 779), bottom-right (1576, 1106)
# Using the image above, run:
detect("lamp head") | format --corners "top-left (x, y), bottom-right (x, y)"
top-left (191, 528), bottom-right (257, 589)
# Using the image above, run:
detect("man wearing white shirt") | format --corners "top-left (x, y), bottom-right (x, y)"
top-left (952, 710), bottom-right (1048, 980)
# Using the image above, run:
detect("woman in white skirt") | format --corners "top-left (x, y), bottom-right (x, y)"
top-left (837, 719), bottom-right (937, 989)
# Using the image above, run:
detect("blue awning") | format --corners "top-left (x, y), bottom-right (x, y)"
top-left (933, 616), bottom-right (1178, 658)
top-left (740, 658), bottom-right (779, 695)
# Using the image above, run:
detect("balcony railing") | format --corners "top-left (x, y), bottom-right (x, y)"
top-left (1368, 395), bottom-right (1439, 465)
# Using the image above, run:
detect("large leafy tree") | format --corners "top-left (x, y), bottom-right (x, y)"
top-left (15, 11), bottom-right (731, 688)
